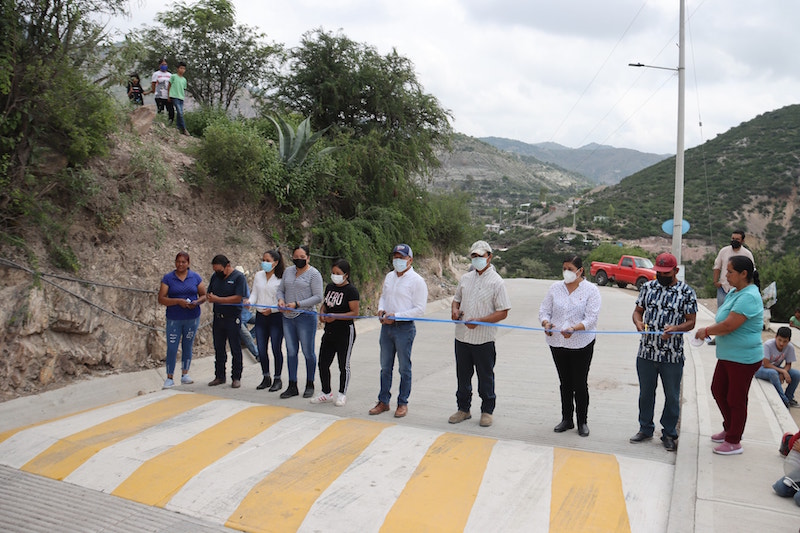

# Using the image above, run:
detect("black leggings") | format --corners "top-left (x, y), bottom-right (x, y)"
top-left (550, 340), bottom-right (595, 424)
top-left (318, 324), bottom-right (355, 394)
top-left (155, 98), bottom-right (175, 121)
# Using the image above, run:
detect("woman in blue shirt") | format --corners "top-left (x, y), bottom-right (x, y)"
top-left (158, 252), bottom-right (206, 389)
top-left (695, 256), bottom-right (762, 455)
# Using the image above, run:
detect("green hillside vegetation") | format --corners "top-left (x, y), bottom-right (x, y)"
top-left (1, 0), bottom-right (476, 286)
top-left (568, 104), bottom-right (800, 320)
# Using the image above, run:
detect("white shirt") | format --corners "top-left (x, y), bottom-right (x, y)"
top-left (249, 270), bottom-right (280, 314)
top-left (713, 245), bottom-right (754, 293)
top-left (151, 70), bottom-right (172, 99)
top-left (378, 267), bottom-right (428, 319)
top-left (538, 279), bottom-right (601, 349)
top-left (453, 265), bottom-right (511, 345)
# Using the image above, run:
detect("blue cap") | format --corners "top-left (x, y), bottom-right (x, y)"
top-left (392, 244), bottom-right (412, 258)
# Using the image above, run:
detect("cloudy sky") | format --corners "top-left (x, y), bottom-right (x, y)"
top-left (109, 0), bottom-right (800, 155)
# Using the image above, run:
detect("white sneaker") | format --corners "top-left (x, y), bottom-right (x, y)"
top-left (310, 392), bottom-right (334, 404)
top-left (335, 393), bottom-right (347, 407)
top-left (180, 375), bottom-right (194, 384)
top-left (163, 378), bottom-right (175, 389)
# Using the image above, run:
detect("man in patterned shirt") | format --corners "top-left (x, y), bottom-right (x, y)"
top-left (630, 252), bottom-right (697, 451)
top-left (448, 240), bottom-right (511, 428)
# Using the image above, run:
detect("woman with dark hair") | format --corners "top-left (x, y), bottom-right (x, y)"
top-left (277, 245), bottom-right (324, 399)
top-left (250, 249), bottom-right (285, 391)
top-left (311, 258), bottom-right (360, 407)
top-left (695, 255), bottom-right (763, 455)
top-left (158, 252), bottom-right (206, 388)
top-left (539, 255), bottom-right (602, 437)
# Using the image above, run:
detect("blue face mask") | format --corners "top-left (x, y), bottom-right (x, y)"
top-left (160, 65), bottom-right (168, 71)
top-left (471, 256), bottom-right (488, 271)
top-left (393, 258), bottom-right (408, 273)
top-left (261, 261), bottom-right (273, 273)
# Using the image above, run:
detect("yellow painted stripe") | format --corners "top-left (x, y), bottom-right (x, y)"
top-left (112, 405), bottom-right (299, 506)
top-left (549, 448), bottom-right (631, 533)
top-left (380, 433), bottom-right (496, 533)
top-left (226, 418), bottom-right (389, 533)
top-left (20, 393), bottom-right (216, 480)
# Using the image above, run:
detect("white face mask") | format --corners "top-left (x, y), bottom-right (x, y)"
top-left (393, 258), bottom-right (408, 273)
top-left (331, 274), bottom-right (345, 285)
top-left (471, 256), bottom-right (488, 271)
top-left (563, 269), bottom-right (579, 284)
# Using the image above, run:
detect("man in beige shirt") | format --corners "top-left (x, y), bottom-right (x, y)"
top-left (713, 230), bottom-right (755, 308)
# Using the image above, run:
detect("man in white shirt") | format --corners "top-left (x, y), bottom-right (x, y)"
top-left (713, 230), bottom-right (754, 308)
top-left (369, 244), bottom-right (428, 418)
top-left (448, 241), bottom-right (511, 428)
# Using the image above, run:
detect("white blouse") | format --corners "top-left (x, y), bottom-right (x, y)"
top-left (538, 279), bottom-right (602, 349)
top-left (250, 270), bottom-right (281, 314)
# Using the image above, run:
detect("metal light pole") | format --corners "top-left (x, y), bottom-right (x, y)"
top-left (629, 0), bottom-right (686, 265)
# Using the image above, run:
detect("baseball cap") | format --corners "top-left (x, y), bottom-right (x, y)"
top-left (392, 244), bottom-right (413, 258)
top-left (469, 240), bottom-right (492, 256)
top-left (653, 253), bottom-right (678, 272)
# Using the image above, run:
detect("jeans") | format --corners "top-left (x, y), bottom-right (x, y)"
top-left (755, 366), bottom-right (800, 405)
top-left (212, 314), bottom-right (243, 381)
top-left (378, 321), bottom-right (416, 405)
top-left (239, 321), bottom-right (258, 358)
top-left (636, 357), bottom-right (684, 438)
top-left (172, 98), bottom-right (185, 132)
top-left (455, 339), bottom-right (496, 414)
top-left (165, 317), bottom-right (199, 376)
top-left (549, 340), bottom-right (595, 424)
top-left (255, 312), bottom-right (283, 378)
top-left (711, 359), bottom-right (762, 444)
top-left (282, 313), bottom-right (317, 383)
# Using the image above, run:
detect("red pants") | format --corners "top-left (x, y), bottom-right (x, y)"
top-left (711, 359), bottom-right (762, 444)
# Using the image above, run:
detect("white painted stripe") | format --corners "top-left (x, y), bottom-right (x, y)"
top-left (166, 411), bottom-right (336, 522)
top-left (298, 425), bottom-right (442, 533)
top-left (0, 390), bottom-right (179, 468)
top-left (618, 455), bottom-right (673, 533)
top-left (465, 440), bottom-right (553, 533)
top-left (64, 399), bottom-right (251, 492)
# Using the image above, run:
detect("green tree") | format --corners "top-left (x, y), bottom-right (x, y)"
top-left (132, 0), bottom-right (281, 110)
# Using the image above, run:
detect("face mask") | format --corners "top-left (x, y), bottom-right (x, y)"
top-left (393, 258), bottom-right (408, 273)
top-left (731, 240), bottom-right (742, 249)
top-left (562, 269), bottom-right (578, 284)
top-left (656, 274), bottom-right (673, 286)
top-left (261, 261), bottom-right (273, 273)
top-left (293, 258), bottom-right (307, 269)
top-left (471, 257), bottom-right (488, 271)
top-left (160, 65), bottom-right (168, 71)
top-left (331, 274), bottom-right (345, 285)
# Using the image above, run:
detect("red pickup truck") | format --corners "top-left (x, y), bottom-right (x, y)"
top-left (590, 255), bottom-right (656, 290)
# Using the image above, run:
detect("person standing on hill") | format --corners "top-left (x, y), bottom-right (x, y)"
top-left (630, 252), bottom-right (697, 452)
top-left (167, 61), bottom-right (188, 135)
top-left (448, 240), bottom-right (511, 428)
top-left (713, 230), bottom-right (754, 309)
top-left (150, 58), bottom-right (174, 123)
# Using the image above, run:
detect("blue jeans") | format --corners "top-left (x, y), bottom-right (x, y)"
top-left (636, 357), bottom-right (684, 438)
top-left (255, 312), bottom-right (283, 378)
top-left (755, 366), bottom-right (800, 405)
top-left (716, 286), bottom-right (728, 309)
top-left (172, 98), bottom-right (185, 132)
top-left (165, 317), bottom-right (199, 376)
top-left (240, 321), bottom-right (258, 358)
top-left (378, 322), bottom-right (416, 405)
top-left (282, 313), bottom-right (317, 383)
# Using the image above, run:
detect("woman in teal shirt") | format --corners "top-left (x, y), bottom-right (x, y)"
top-left (695, 256), bottom-right (763, 455)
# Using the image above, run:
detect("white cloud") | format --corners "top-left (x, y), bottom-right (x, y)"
top-left (110, 0), bottom-right (800, 154)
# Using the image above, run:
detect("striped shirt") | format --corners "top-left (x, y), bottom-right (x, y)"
top-left (453, 265), bottom-right (511, 345)
top-left (636, 280), bottom-right (698, 363)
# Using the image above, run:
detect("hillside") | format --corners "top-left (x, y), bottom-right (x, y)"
top-left (573, 104), bottom-right (800, 254)
top-left (480, 137), bottom-right (670, 185)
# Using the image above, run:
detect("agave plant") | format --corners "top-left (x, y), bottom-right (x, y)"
top-left (267, 115), bottom-right (337, 169)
